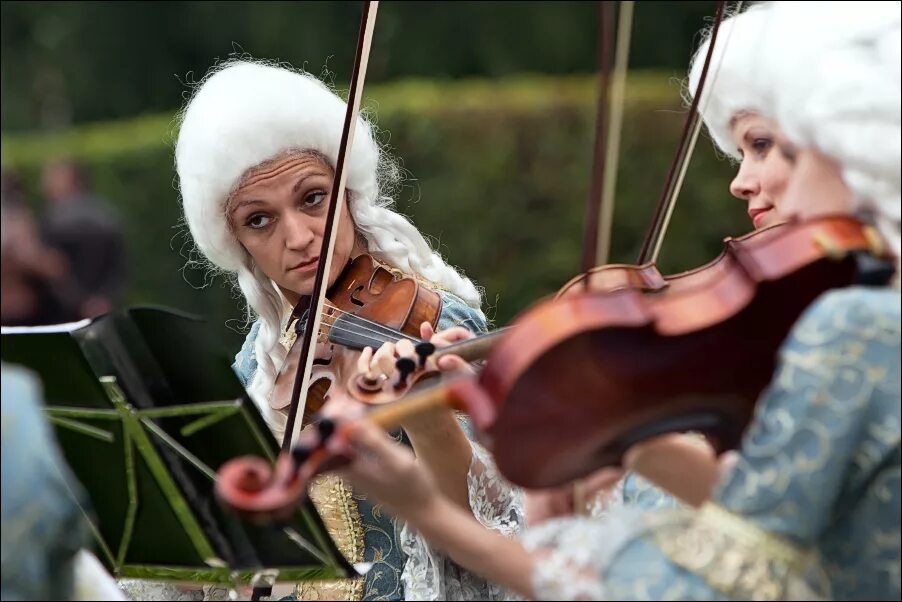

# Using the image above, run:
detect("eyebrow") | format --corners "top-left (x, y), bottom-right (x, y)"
top-left (230, 172), bottom-right (329, 211)
top-left (292, 171), bottom-right (329, 194)
top-left (229, 198), bottom-right (266, 214)
top-left (743, 127), bottom-right (771, 144)
top-left (230, 171), bottom-right (330, 213)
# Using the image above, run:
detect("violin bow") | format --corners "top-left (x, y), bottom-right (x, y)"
top-left (281, 0), bottom-right (380, 452)
top-left (582, 1), bottom-right (635, 274)
top-left (637, 0), bottom-right (730, 265)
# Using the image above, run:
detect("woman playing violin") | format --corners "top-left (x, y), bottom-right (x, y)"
top-left (602, 0), bottom-right (814, 520)
top-left (317, 3), bottom-right (901, 600)
top-left (171, 60), bottom-right (522, 601)
top-left (361, 1), bottom-right (807, 528)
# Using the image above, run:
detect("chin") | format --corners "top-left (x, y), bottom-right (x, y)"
top-left (278, 274), bottom-right (312, 298)
top-left (761, 216), bottom-right (783, 229)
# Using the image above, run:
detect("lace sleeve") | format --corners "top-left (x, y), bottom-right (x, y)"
top-left (117, 580), bottom-right (233, 601)
top-left (398, 440), bottom-right (525, 601)
top-left (466, 441), bottom-right (524, 536)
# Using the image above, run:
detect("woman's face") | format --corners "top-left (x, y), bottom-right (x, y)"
top-left (775, 141), bottom-right (853, 222)
top-left (228, 152), bottom-right (360, 304)
top-left (728, 113), bottom-right (794, 229)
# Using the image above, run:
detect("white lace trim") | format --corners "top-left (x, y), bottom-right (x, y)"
top-left (399, 440), bottom-right (525, 601)
top-left (521, 507), bottom-right (647, 601)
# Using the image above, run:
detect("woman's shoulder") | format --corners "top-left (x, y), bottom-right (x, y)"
top-left (771, 285), bottom-right (901, 402)
top-left (437, 290), bottom-right (488, 334)
top-left (788, 285), bottom-right (900, 350)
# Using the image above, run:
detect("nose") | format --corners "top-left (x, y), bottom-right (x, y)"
top-left (729, 159), bottom-right (761, 202)
top-left (282, 212), bottom-right (316, 251)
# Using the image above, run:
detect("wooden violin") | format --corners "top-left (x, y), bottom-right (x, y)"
top-left (215, 2), bottom-right (896, 520)
top-left (468, 215), bottom-right (893, 488)
top-left (346, 216), bottom-right (893, 493)
top-left (270, 253), bottom-right (443, 426)
top-left (216, 215), bottom-right (893, 518)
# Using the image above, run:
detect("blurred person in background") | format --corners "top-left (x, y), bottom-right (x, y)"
top-left (2, 195), bottom-right (126, 601)
top-left (1, 170), bottom-right (77, 326)
top-left (41, 158), bottom-right (127, 319)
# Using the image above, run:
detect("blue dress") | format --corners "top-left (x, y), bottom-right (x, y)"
top-left (1, 362), bottom-right (91, 600)
top-left (523, 286), bottom-right (901, 601)
top-left (232, 290), bottom-right (503, 600)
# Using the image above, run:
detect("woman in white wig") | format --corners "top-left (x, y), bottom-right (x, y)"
top-left (174, 60), bottom-right (522, 601)
top-left (606, 1), bottom-right (802, 521)
top-left (314, 3), bottom-right (901, 600)
top-left (687, 3), bottom-right (795, 230)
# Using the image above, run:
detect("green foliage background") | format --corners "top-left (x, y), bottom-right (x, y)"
top-left (2, 73), bottom-right (746, 353)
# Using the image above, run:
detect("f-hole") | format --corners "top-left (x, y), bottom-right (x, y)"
top-left (349, 284), bottom-right (366, 307)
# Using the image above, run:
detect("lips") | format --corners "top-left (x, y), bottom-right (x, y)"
top-left (748, 207), bottom-right (773, 229)
top-left (289, 256), bottom-right (320, 273)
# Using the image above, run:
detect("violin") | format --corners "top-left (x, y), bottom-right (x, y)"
top-left (270, 253), bottom-right (443, 427)
top-left (214, 1), bottom-right (893, 519)
top-left (349, 216), bottom-right (894, 493)
top-left (215, 215), bottom-right (893, 519)
top-left (468, 215), bottom-right (893, 488)
top-left (216, 376), bottom-right (474, 521)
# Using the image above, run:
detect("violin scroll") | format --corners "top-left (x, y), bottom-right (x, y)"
top-left (215, 454), bottom-right (306, 524)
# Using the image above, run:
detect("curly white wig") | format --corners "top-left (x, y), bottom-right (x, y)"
top-left (686, 3), bottom-right (779, 161)
top-left (176, 60), bottom-right (484, 424)
top-left (764, 1), bottom-right (901, 272)
top-left (688, 1), bottom-right (900, 272)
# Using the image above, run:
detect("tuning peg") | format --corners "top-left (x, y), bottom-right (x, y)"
top-left (394, 357), bottom-right (416, 389)
top-left (414, 342), bottom-right (435, 368)
top-left (358, 371), bottom-right (383, 392)
top-left (317, 418), bottom-right (336, 441)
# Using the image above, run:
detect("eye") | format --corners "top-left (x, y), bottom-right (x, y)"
top-left (245, 213), bottom-right (272, 229)
top-left (752, 137), bottom-right (772, 154)
top-left (304, 190), bottom-right (327, 208)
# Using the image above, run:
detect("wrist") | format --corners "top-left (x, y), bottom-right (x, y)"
top-left (398, 405), bottom-right (456, 435)
top-left (404, 487), bottom-right (450, 526)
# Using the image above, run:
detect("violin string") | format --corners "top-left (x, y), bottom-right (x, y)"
top-left (292, 306), bottom-right (487, 364)
top-left (318, 328), bottom-right (398, 349)
top-left (287, 299), bottom-right (427, 352)
top-left (314, 300), bottom-right (492, 354)
top-left (317, 319), bottom-right (414, 348)
top-left (288, 301), bottom-right (414, 345)
top-left (291, 309), bottom-right (419, 349)
top-left (316, 301), bottom-right (416, 339)
top-left (316, 309), bottom-right (418, 344)
top-left (319, 314), bottom-right (490, 356)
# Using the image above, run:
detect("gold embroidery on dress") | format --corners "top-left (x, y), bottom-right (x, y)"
top-left (274, 260), bottom-right (446, 600)
top-left (650, 503), bottom-right (829, 601)
top-left (271, 308), bottom-right (365, 600)
top-left (295, 474), bottom-right (366, 600)
top-left (279, 318), bottom-right (299, 352)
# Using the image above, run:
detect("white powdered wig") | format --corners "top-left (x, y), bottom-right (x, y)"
top-left (687, 3), bottom-right (779, 160)
top-left (765, 1), bottom-right (901, 272)
top-left (176, 60), bottom-right (484, 431)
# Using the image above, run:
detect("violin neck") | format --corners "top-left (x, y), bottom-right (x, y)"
top-left (367, 382), bottom-right (456, 429)
top-left (435, 328), bottom-right (509, 363)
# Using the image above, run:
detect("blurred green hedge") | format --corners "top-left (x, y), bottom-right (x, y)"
top-left (2, 72), bottom-right (747, 351)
